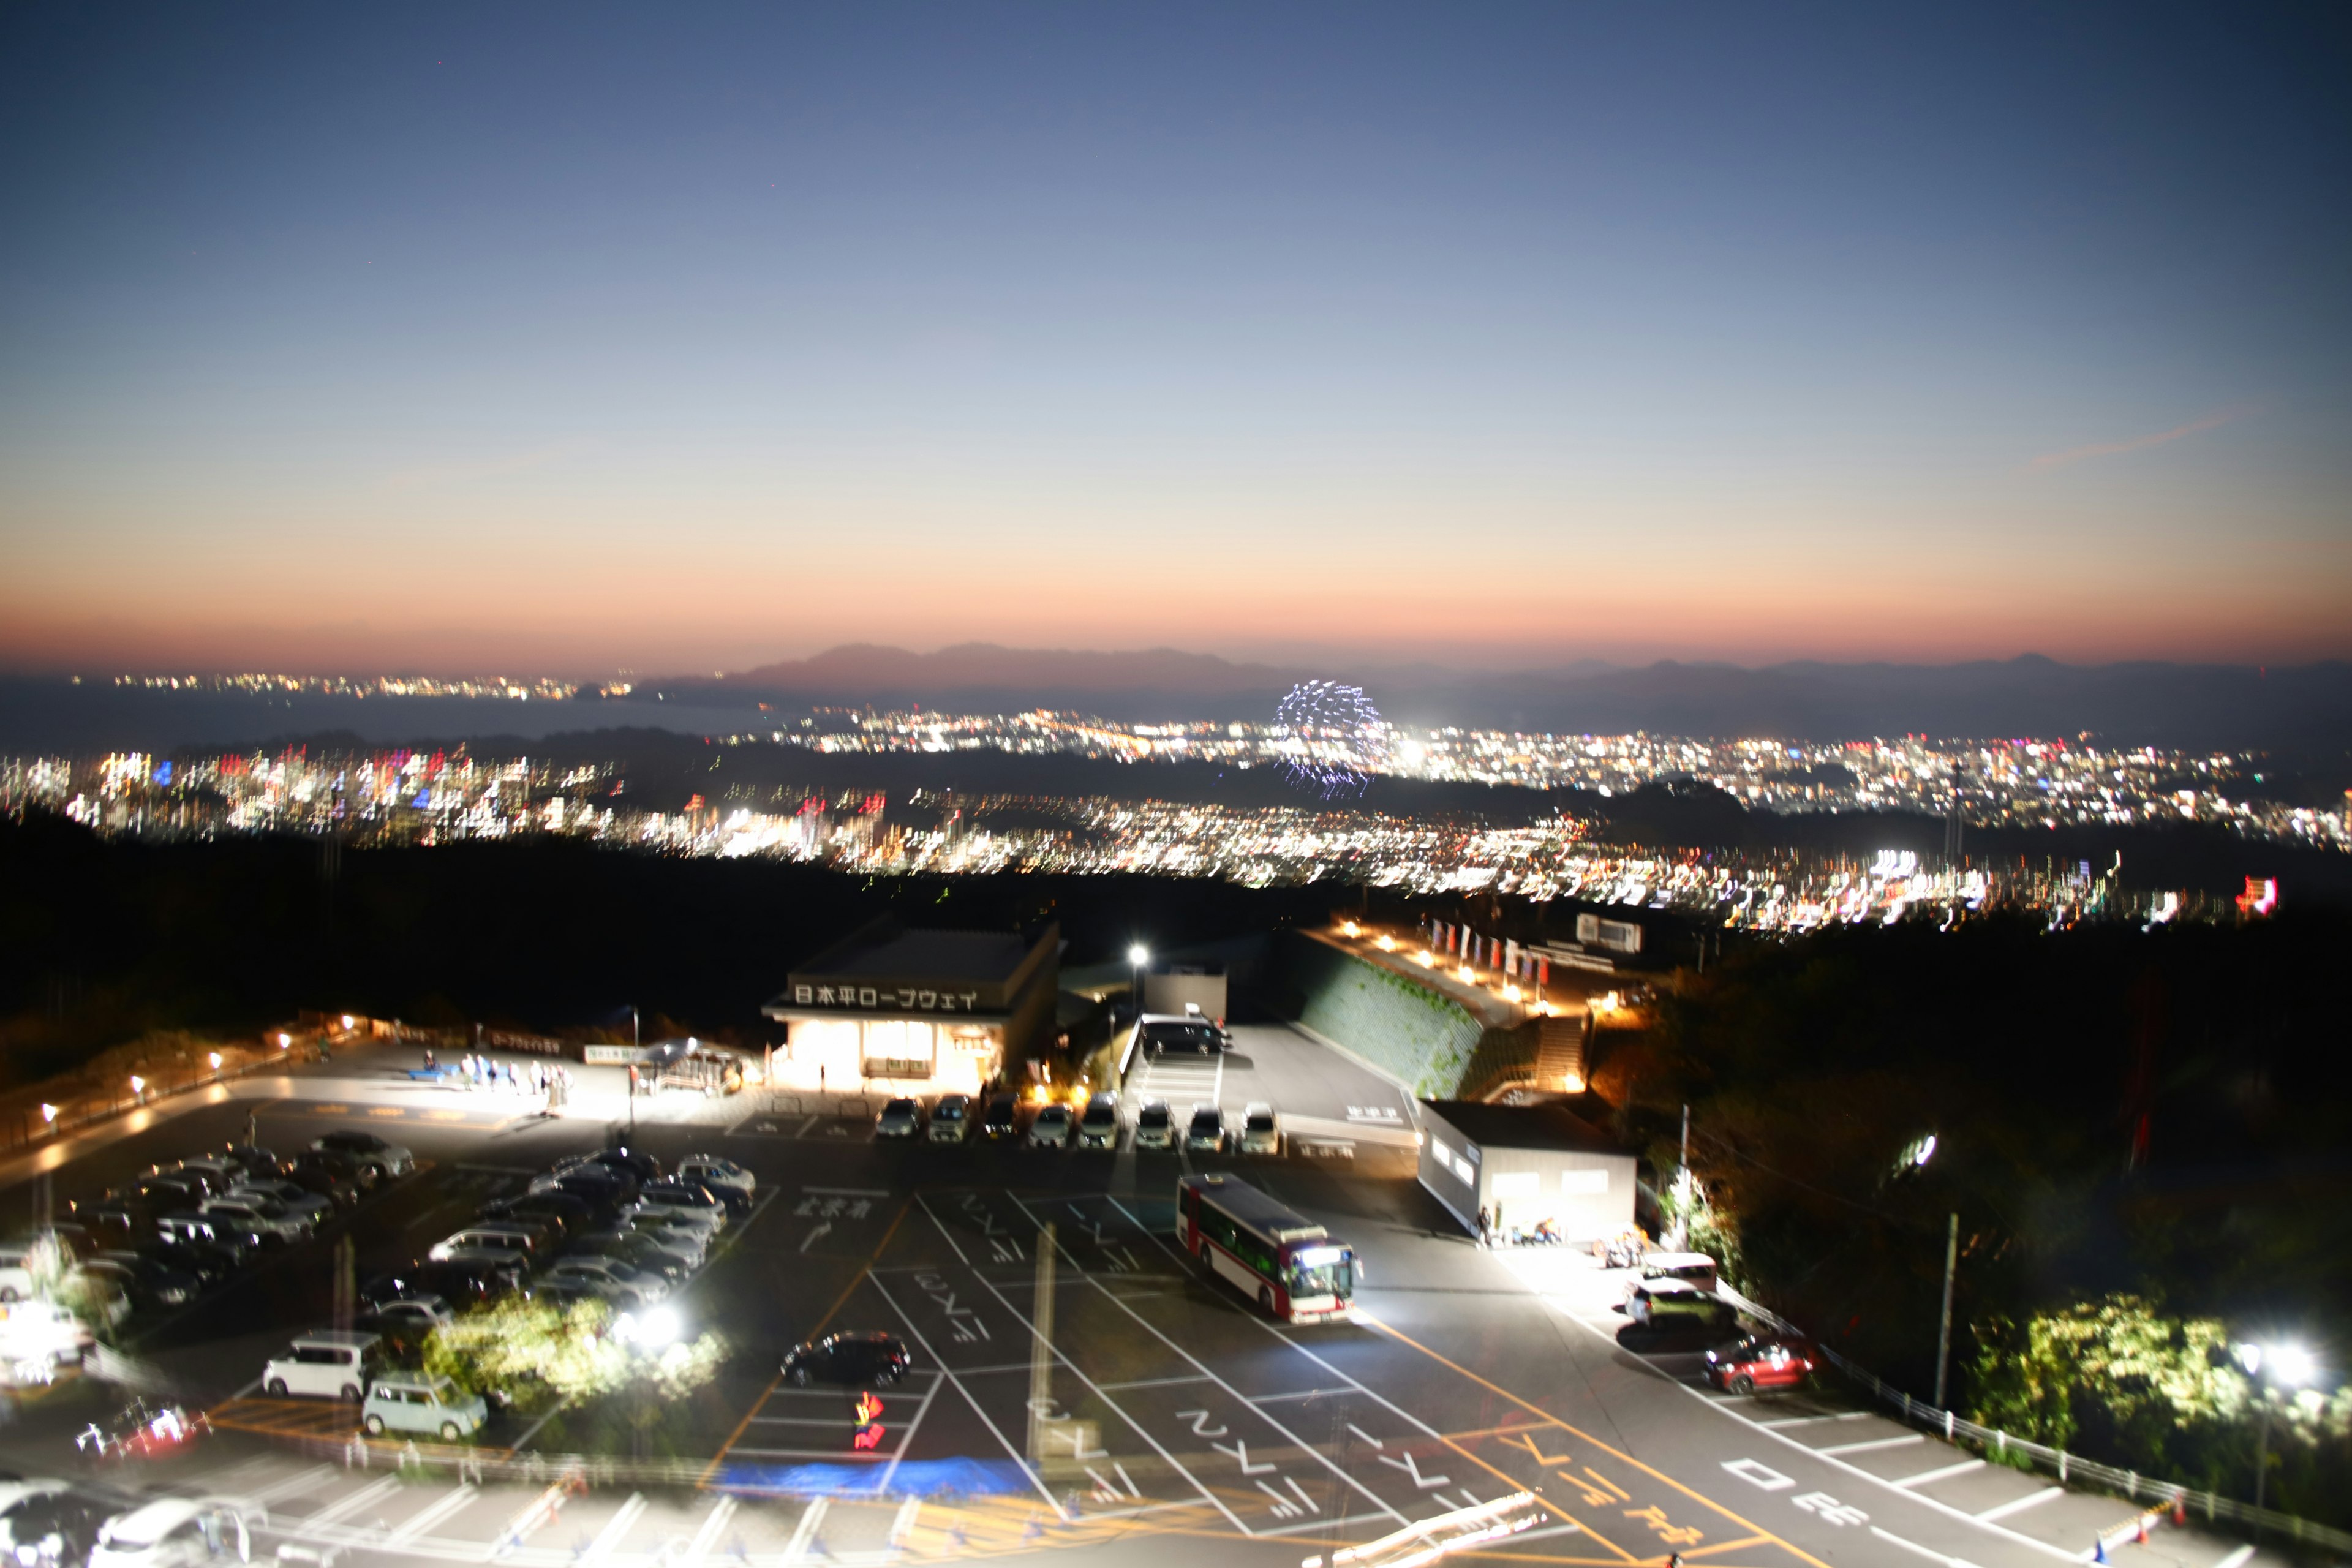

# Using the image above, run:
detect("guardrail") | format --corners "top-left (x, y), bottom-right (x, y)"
top-left (1717, 1286), bottom-right (2352, 1553)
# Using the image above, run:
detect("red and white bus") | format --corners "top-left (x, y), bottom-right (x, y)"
top-left (1177, 1172), bottom-right (1355, 1324)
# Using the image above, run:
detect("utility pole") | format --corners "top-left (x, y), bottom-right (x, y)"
top-left (1934, 1212), bottom-right (1959, 1408)
top-left (1028, 1222), bottom-right (1057, 1460)
top-left (1675, 1104), bottom-right (1691, 1248)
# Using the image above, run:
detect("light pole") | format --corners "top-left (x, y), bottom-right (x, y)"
top-left (2236, 1341), bottom-right (2318, 1512)
top-left (1127, 944), bottom-right (1149, 1022)
top-left (625, 1005), bottom-right (640, 1136)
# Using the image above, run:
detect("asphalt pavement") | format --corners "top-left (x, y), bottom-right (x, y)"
top-left (0, 1042), bottom-right (2296, 1568)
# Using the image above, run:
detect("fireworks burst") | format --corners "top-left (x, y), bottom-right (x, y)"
top-left (1275, 680), bottom-right (1388, 798)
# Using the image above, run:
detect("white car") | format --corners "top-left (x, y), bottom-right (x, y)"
top-left (199, 1197), bottom-right (312, 1246)
top-left (543, 1257), bottom-right (668, 1306)
top-left (261, 1329), bottom-right (380, 1400)
top-left (0, 1245), bottom-right (43, 1303)
top-left (1239, 1102), bottom-right (1281, 1156)
top-left (88, 1499), bottom-right (252, 1568)
top-left (227, 1179), bottom-right (333, 1226)
top-left (631, 1186), bottom-right (726, 1234)
top-left (676, 1155), bottom-right (754, 1197)
top-left (1133, 1099), bottom-right (1176, 1152)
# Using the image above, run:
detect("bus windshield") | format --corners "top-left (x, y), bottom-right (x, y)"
top-left (1287, 1248), bottom-right (1353, 1302)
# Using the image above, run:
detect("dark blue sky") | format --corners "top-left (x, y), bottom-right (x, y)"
top-left (3, 4), bottom-right (2346, 674)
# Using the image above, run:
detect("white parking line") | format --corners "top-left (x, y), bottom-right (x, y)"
top-left (1975, 1487), bottom-right (2064, 1521)
top-left (682, 1495), bottom-right (737, 1567)
top-left (1898, 1458), bottom-right (1988, 1488)
top-left (580, 1493), bottom-right (646, 1564)
top-left (242, 1463), bottom-right (337, 1506)
top-left (782, 1498), bottom-right (827, 1562)
top-left (305, 1474), bottom-right (404, 1526)
top-left (1760, 1411), bottom-right (1874, 1429)
top-left (1819, 1433), bottom-right (1927, 1456)
top-left (385, 1484), bottom-right (477, 1545)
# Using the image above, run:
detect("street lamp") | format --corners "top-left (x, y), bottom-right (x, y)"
top-left (1127, 945), bottom-right (1148, 1020)
top-left (209, 1052), bottom-right (223, 1072)
top-left (2236, 1341), bottom-right (2319, 1511)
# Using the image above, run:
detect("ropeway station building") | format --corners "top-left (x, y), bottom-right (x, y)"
top-left (761, 917), bottom-right (1060, 1098)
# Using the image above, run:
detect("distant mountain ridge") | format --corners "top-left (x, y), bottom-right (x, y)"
top-left (655, 644), bottom-right (2352, 753)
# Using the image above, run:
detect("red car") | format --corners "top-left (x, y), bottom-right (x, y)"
top-left (1704, 1335), bottom-right (1817, 1394)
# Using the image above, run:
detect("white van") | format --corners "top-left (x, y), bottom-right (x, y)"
top-left (1631, 1252), bottom-right (1719, 1293)
top-left (260, 1330), bottom-right (380, 1400)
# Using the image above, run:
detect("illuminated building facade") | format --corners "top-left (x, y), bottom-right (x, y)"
top-left (761, 918), bottom-right (1060, 1098)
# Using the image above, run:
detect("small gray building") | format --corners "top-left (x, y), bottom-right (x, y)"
top-left (1417, 1099), bottom-right (1636, 1242)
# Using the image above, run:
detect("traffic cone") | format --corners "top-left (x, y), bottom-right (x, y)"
top-left (2136, 1515), bottom-right (2149, 1546)
top-left (2170, 1498), bottom-right (2186, 1528)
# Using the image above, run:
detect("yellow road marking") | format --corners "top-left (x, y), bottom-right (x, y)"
top-left (1681, 1537), bottom-right (1771, 1559)
top-left (1363, 1314), bottom-right (1832, 1568)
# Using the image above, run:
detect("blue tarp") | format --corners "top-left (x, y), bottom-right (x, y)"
top-left (710, 1458), bottom-right (1031, 1499)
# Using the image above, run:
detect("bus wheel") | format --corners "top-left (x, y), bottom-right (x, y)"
top-left (1259, 1286), bottom-right (1276, 1314)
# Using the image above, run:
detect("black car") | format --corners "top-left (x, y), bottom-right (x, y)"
top-left (134, 1238), bottom-right (239, 1287)
top-left (481, 1191), bottom-right (589, 1240)
top-left (95, 1250), bottom-right (203, 1306)
top-left (80, 1257), bottom-right (186, 1313)
top-left (288, 1151), bottom-right (365, 1209)
top-left (3, 1488), bottom-right (108, 1564)
top-left (1141, 1019), bottom-right (1227, 1058)
top-left (782, 1331), bottom-right (912, 1388)
top-left (980, 1093), bottom-right (1020, 1140)
top-left (587, 1147), bottom-right (666, 1183)
top-left (219, 1144), bottom-right (286, 1179)
top-left (155, 1212), bottom-right (262, 1264)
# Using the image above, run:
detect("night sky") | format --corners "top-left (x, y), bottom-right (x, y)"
top-left (2, 4), bottom-right (2346, 676)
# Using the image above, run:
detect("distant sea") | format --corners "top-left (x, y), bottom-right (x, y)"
top-left (0, 677), bottom-right (771, 755)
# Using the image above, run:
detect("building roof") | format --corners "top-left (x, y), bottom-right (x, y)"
top-left (797, 919), bottom-right (1038, 982)
top-left (1419, 1099), bottom-right (1630, 1157)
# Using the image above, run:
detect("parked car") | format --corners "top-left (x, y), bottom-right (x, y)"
top-left (132, 1240), bottom-right (238, 1289)
top-left (534, 1171), bottom-right (635, 1218)
top-left (143, 1163), bottom-right (228, 1199)
top-left (543, 1256), bottom-right (668, 1306)
top-left (1078, 1093), bottom-right (1120, 1150)
top-left (77, 1259), bottom-right (188, 1313)
top-left (217, 1144), bottom-right (285, 1180)
top-left (1185, 1104), bottom-right (1227, 1153)
top-left (583, 1147), bottom-right (666, 1183)
top-left (1133, 1099), bottom-right (1175, 1152)
top-left (1027, 1104), bottom-right (1073, 1148)
top-left (1140, 1017), bottom-right (1227, 1058)
top-left (927, 1095), bottom-right (973, 1144)
top-left (198, 1196), bottom-right (312, 1246)
top-left (286, 1152), bottom-right (363, 1210)
top-left (1239, 1102), bottom-right (1281, 1156)
top-left (89, 1253), bottom-right (200, 1310)
top-left (876, 1098), bottom-right (922, 1139)
top-left (0, 1244), bottom-right (41, 1303)
top-left (633, 1182), bottom-right (728, 1232)
top-left (576, 1230), bottom-right (692, 1283)
top-left (980, 1093), bottom-right (1020, 1140)
top-left (1625, 1278), bottom-right (1735, 1330)
top-left (782, 1330), bottom-right (911, 1388)
top-left (361, 1295), bottom-right (454, 1333)
top-left (227, 1178), bottom-right (333, 1226)
top-left (428, 1222), bottom-right (545, 1278)
top-left (153, 1213), bottom-right (260, 1265)
top-left (480, 1191), bottom-right (589, 1240)
top-left (1704, 1335), bottom-right (1817, 1394)
top-left (676, 1155), bottom-right (755, 1203)
top-left (262, 1329), bottom-right (380, 1400)
top-left (310, 1131), bottom-right (415, 1185)
top-left (86, 1498), bottom-right (247, 1568)
top-left (1627, 1251), bottom-right (1720, 1297)
top-left (173, 1156), bottom-right (248, 1193)
top-left (363, 1374), bottom-right (487, 1442)
top-left (616, 1211), bottom-right (710, 1265)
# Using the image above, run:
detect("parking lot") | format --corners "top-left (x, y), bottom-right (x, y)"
top-left (0, 1043), bottom-right (2297, 1568)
